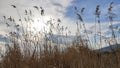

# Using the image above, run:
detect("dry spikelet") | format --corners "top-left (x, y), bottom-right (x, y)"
top-left (33, 6), bottom-right (39, 10)
top-left (29, 10), bottom-right (32, 16)
top-left (81, 8), bottom-right (85, 14)
top-left (57, 18), bottom-right (61, 22)
top-left (6, 23), bottom-right (10, 27)
top-left (40, 7), bottom-right (44, 15)
top-left (3, 16), bottom-right (6, 19)
top-left (15, 25), bottom-right (19, 27)
top-left (11, 5), bottom-right (16, 8)
top-left (95, 5), bottom-right (100, 18)
top-left (19, 19), bottom-right (21, 21)
top-left (41, 9), bottom-right (44, 15)
top-left (8, 16), bottom-right (12, 21)
top-left (25, 10), bottom-right (27, 15)
top-left (76, 13), bottom-right (83, 22)
top-left (108, 2), bottom-right (113, 12)
top-left (74, 6), bottom-right (77, 11)
top-left (40, 7), bottom-right (42, 9)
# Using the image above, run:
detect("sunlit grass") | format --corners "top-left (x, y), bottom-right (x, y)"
top-left (0, 2), bottom-right (120, 68)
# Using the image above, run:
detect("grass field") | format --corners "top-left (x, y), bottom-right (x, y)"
top-left (0, 2), bottom-right (120, 68)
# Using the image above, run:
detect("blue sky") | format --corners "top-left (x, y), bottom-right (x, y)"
top-left (65, 0), bottom-right (120, 22)
top-left (65, 0), bottom-right (120, 48)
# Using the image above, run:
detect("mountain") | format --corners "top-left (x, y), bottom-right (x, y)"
top-left (96, 44), bottom-right (120, 52)
top-left (46, 34), bottom-right (78, 45)
top-left (0, 35), bottom-right (10, 43)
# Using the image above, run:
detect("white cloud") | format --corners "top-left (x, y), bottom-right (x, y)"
top-left (0, 0), bottom-right (75, 34)
top-left (0, 0), bottom-right (73, 18)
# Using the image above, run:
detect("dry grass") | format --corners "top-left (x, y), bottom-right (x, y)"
top-left (0, 2), bottom-right (120, 68)
top-left (0, 44), bottom-right (120, 68)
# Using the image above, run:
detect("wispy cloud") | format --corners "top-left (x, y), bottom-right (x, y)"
top-left (0, 0), bottom-right (76, 34)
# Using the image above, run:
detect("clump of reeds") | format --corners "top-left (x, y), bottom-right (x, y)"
top-left (0, 2), bottom-right (120, 68)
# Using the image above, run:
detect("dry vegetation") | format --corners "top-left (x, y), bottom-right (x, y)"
top-left (0, 2), bottom-right (120, 68)
top-left (1, 43), bottom-right (120, 68)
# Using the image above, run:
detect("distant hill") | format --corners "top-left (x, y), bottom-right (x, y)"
top-left (46, 34), bottom-right (77, 45)
top-left (96, 44), bottom-right (120, 52)
top-left (0, 34), bottom-right (10, 43)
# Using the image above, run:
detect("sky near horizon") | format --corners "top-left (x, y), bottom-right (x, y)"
top-left (0, 0), bottom-right (120, 48)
